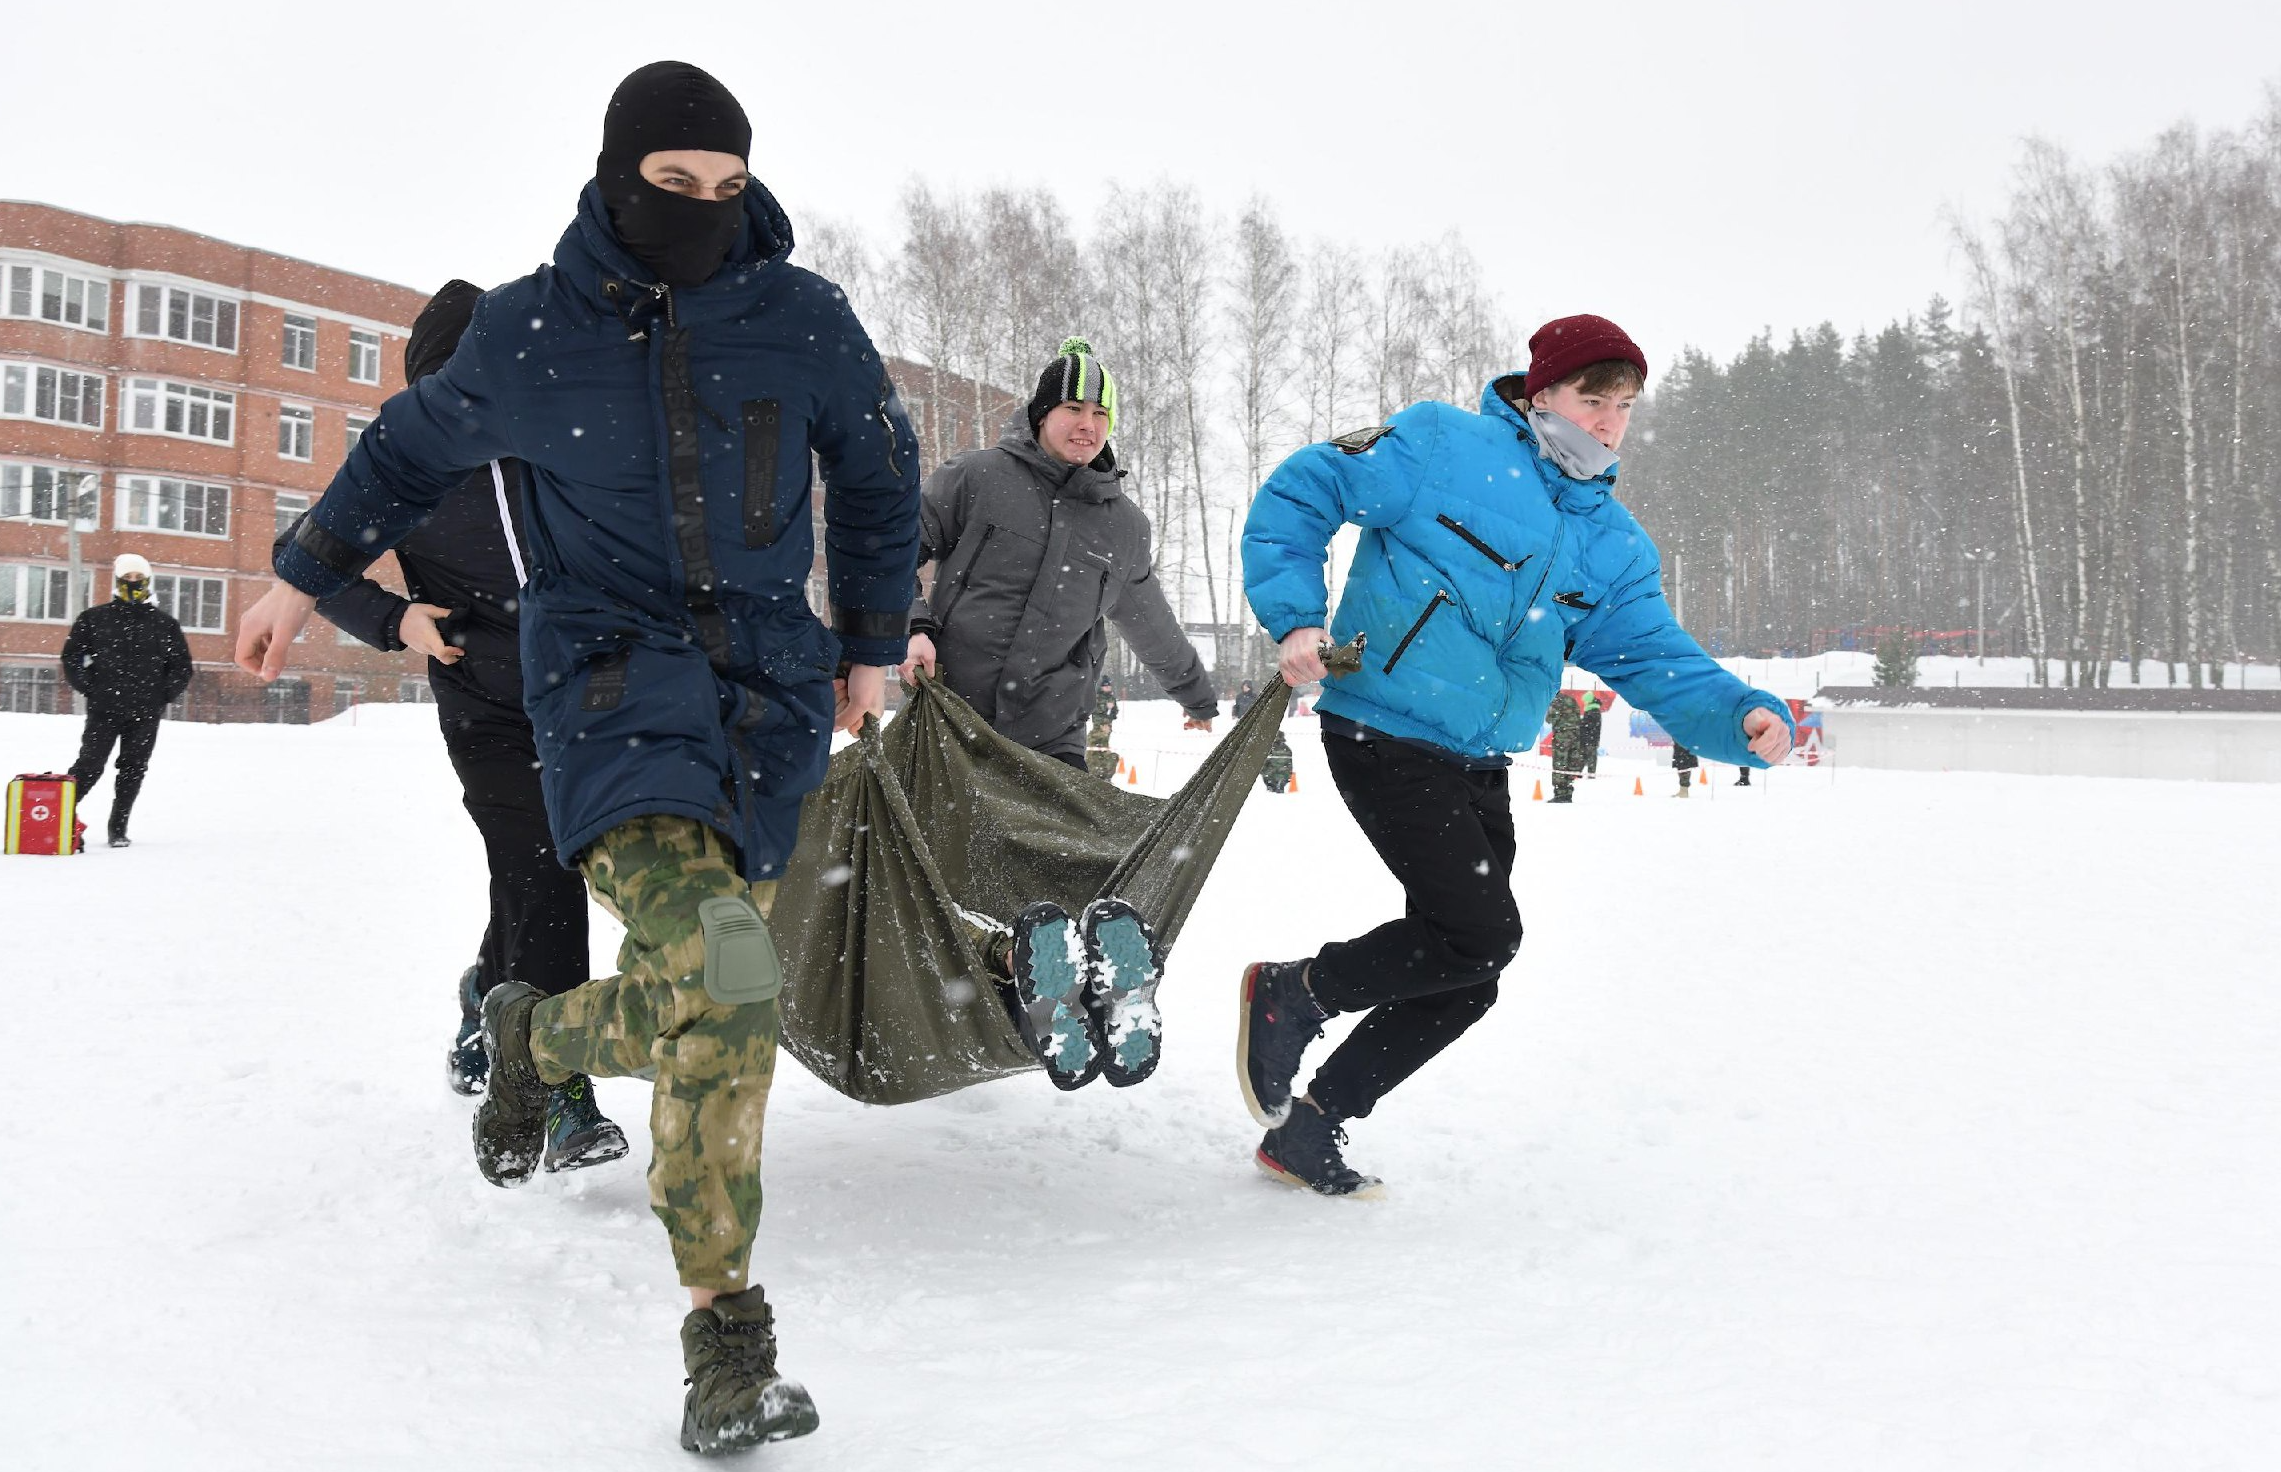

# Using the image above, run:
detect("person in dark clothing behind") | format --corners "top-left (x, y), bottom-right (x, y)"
top-left (899, 336), bottom-right (1218, 766)
top-left (62, 553), bottom-right (193, 847)
top-left (283, 281), bottom-right (626, 1174)
top-left (1233, 678), bottom-right (1260, 718)
top-left (1671, 740), bottom-right (1699, 797)
top-left (1580, 691), bottom-right (1604, 776)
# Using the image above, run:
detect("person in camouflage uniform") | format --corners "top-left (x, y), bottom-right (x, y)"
top-left (1260, 730), bottom-right (1295, 794)
top-left (1547, 692), bottom-right (1583, 803)
top-left (1086, 675), bottom-right (1122, 779)
top-left (1579, 692), bottom-right (1604, 777)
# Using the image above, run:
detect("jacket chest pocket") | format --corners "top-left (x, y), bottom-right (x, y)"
top-left (741, 399), bottom-right (807, 549)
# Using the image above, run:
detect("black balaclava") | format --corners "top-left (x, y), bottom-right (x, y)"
top-left (596, 61), bottom-right (753, 288)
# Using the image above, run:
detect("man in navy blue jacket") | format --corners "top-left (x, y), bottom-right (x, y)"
top-left (1237, 315), bottom-right (1793, 1199)
top-left (235, 62), bottom-right (918, 1455)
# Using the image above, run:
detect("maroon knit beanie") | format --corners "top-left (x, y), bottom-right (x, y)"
top-left (1520, 315), bottom-right (1649, 401)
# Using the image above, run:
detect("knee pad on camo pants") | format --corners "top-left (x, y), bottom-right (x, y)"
top-left (696, 895), bottom-right (782, 1005)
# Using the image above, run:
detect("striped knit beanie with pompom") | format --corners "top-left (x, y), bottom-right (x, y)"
top-left (1026, 336), bottom-right (1119, 441)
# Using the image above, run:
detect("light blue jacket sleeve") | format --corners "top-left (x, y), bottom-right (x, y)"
top-left (274, 301), bottom-right (518, 599)
top-left (1242, 405), bottom-right (1441, 640)
top-left (1568, 550), bottom-right (1794, 766)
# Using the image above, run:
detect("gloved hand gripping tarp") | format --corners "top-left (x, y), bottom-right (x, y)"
top-left (772, 671), bottom-right (1308, 1105)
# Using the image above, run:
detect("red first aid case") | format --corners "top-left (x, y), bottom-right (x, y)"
top-left (6, 773), bottom-right (83, 856)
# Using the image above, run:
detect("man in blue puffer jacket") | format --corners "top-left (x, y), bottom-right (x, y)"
top-left (234, 62), bottom-right (917, 1455)
top-left (1236, 314), bottom-right (1794, 1197)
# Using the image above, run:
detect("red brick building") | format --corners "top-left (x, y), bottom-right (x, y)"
top-left (3, 200), bottom-right (1020, 724)
top-left (1, 200), bottom-right (429, 721)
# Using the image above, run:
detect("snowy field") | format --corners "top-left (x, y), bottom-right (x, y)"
top-left (4, 699), bottom-right (2279, 1471)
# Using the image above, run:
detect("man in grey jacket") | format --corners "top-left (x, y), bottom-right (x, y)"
top-left (900, 336), bottom-right (1217, 767)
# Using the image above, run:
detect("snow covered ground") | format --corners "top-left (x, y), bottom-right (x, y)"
top-left (4, 700), bottom-right (2278, 1471)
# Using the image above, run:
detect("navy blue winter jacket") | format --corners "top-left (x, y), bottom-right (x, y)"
top-left (276, 181), bottom-right (921, 879)
top-left (1243, 375), bottom-right (1789, 765)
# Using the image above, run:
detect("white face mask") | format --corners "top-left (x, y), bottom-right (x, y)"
top-left (1526, 407), bottom-right (1620, 482)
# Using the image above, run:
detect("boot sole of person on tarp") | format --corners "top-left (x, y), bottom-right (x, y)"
top-left (1081, 898), bottom-right (1163, 1087)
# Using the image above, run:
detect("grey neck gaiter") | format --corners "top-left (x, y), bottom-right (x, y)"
top-left (1526, 407), bottom-right (1620, 482)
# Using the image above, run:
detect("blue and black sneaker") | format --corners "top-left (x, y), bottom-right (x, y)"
top-left (543, 1074), bottom-right (630, 1173)
top-left (1008, 902), bottom-right (1099, 1090)
top-left (446, 963), bottom-right (487, 1096)
top-left (1237, 959), bottom-right (1325, 1127)
top-left (1081, 898), bottom-right (1162, 1088)
top-left (1257, 1100), bottom-right (1383, 1199)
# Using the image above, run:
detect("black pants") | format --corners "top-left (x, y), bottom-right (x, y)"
top-left (1306, 733), bottom-right (1522, 1121)
top-left (433, 678), bottom-right (589, 1001)
top-left (69, 706), bottom-right (161, 834)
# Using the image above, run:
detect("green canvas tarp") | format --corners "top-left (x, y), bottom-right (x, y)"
top-left (772, 669), bottom-right (1303, 1106)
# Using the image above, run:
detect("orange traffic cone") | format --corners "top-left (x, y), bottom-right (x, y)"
top-left (1287, 773), bottom-right (1299, 793)
top-left (1531, 779), bottom-right (1544, 801)
top-left (1127, 764), bottom-right (1139, 786)
top-left (1632, 776), bottom-right (1644, 796)
top-left (1697, 768), bottom-right (1708, 786)
top-left (1114, 757), bottom-right (1125, 776)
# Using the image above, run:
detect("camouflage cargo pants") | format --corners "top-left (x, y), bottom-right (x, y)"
top-left (1085, 715), bottom-right (1119, 780)
top-left (526, 815), bottom-right (780, 1294)
top-left (1551, 730), bottom-right (1581, 802)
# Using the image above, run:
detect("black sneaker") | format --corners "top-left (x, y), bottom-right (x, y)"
top-left (446, 964), bottom-right (487, 1096)
top-left (106, 824), bottom-right (130, 848)
top-left (1081, 898), bottom-right (1162, 1088)
top-left (543, 1074), bottom-right (629, 1173)
top-left (1237, 959), bottom-right (1324, 1127)
top-left (1009, 902), bottom-right (1099, 1090)
top-left (472, 981), bottom-right (548, 1187)
top-left (1257, 1101), bottom-right (1383, 1198)
top-left (680, 1286), bottom-right (821, 1455)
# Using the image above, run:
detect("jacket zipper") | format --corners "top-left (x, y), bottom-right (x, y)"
top-left (1437, 514), bottom-right (1527, 573)
top-left (1524, 518), bottom-right (1566, 614)
top-left (1384, 591), bottom-right (1451, 673)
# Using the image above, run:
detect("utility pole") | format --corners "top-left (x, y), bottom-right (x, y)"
top-left (1963, 548), bottom-right (1998, 666)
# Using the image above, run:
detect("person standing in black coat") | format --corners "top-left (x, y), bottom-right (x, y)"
top-left (61, 553), bottom-right (192, 847)
top-left (283, 279), bottom-right (626, 1174)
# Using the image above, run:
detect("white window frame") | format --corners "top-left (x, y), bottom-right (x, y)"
top-left (124, 378), bottom-right (234, 445)
top-left (1, 463), bottom-right (102, 527)
top-left (1, 663), bottom-right (65, 714)
top-left (118, 475), bottom-right (231, 539)
top-left (150, 573), bottom-right (227, 633)
top-left (398, 677), bottom-right (436, 704)
top-left (331, 676), bottom-right (364, 714)
top-left (277, 403), bottom-right (314, 462)
top-left (282, 313), bottom-right (318, 372)
top-left (347, 329), bottom-right (382, 385)
top-left (0, 563), bottom-right (92, 623)
top-left (344, 414), bottom-right (371, 453)
top-left (1, 361), bottom-right (105, 431)
top-left (273, 491), bottom-right (310, 539)
top-left (2, 260), bottom-right (111, 334)
top-left (129, 282), bottom-right (240, 353)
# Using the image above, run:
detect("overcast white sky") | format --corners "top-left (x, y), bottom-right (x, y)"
top-left (6, 0), bottom-right (2276, 374)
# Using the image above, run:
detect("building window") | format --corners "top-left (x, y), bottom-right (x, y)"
top-left (3, 262), bottom-right (109, 333)
top-left (398, 677), bottom-right (436, 704)
top-left (0, 564), bottom-right (91, 623)
top-left (1, 464), bottom-right (100, 526)
top-left (331, 677), bottom-right (363, 715)
top-left (278, 403), bottom-right (314, 461)
top-left (282, 313), bottom-right (317, 372)
top-left (125, 378), bottom-right (234, 444)
top-left (1, 362), bottom-right (105, 430)
top-left (348, 330), bottom-right (381, 385)
top-left (1, 664), bottom-right (64, 714)
top-left (262, 676), bottom-right (310, 725)
top-left (150, 573), bottom-right (226, 633)
top-left (273, 492), bottom-right (309, 539)
top-left (131, 283), bottom-right (239, 352)
top-left (119, 476), bottom-right (230, 538)
top-left (344, 414), bottom-right (371, 453)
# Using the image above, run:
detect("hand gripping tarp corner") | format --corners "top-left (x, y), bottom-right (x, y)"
top-left (771, 669), bottom-right (1308, 1106)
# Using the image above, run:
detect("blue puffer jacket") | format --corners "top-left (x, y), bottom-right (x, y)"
top-left (277, 181), bottom-right (921, 879)
top-left (1243, 376), bottom-right (1790, 765)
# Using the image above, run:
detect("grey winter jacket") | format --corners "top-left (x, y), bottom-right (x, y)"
top-left (913, 419), bottom-right (1216, 759)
